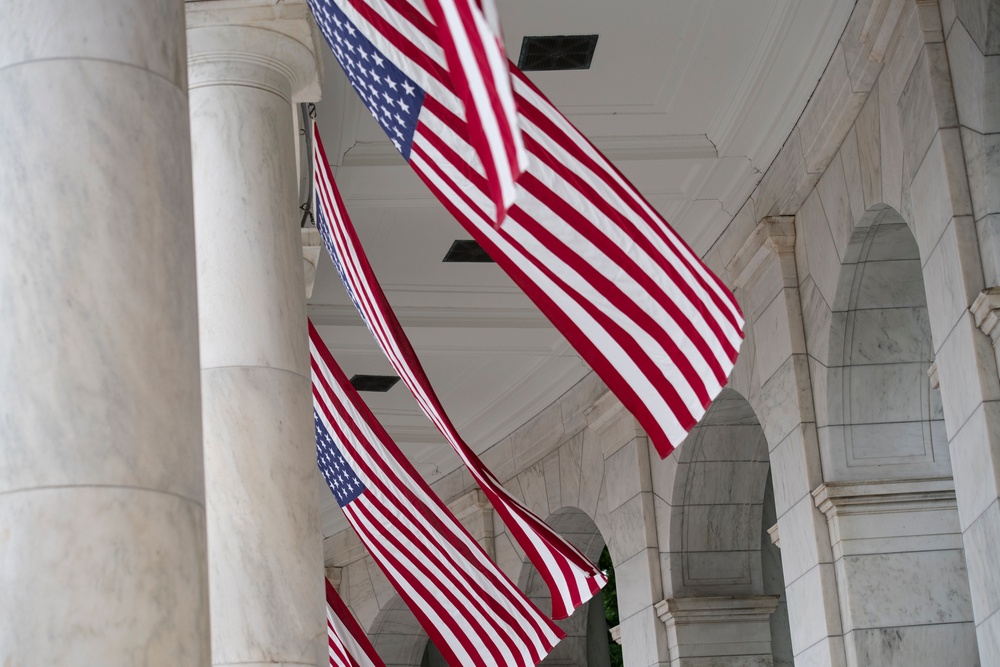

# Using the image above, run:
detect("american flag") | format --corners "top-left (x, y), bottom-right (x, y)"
top-left (306, 0), bottom-right (744, 458)
top-left (326, 577), bottom-right (386, 667)
top-left (310, 321), bottom-right (564, 667)
top-left (423, 0), bottom-right (525, 224)
top-left (313, 126), bottom-right (606, 620)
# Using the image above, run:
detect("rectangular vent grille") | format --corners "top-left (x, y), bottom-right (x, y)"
top-left (443, 239), bottom-right (495, 263)
top-left (518, 35), bottom-right (598, 71)
top-left (349, 374), bottom-right (400, 392)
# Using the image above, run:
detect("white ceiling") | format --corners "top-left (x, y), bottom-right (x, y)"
top-left (309, 0), bottom-right (855, 540)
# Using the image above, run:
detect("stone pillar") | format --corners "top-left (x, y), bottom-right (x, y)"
top-left (0, 1), bottom-right (209, 664)
top-left (186, 3), bottom-right (324, 666)
top-left (813, 479), bottom-right (978, 665)
top-left (725, 218), bottom-right (846, 667)
top-left (587, 394), bottom-right (671, 667)
top-left (656, 596), bottom-right (780, 666)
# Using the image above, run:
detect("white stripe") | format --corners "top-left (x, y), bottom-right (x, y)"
top-left (355, 496), bottom-right (525, 667)
top-left (513, 156), bottom-right (727, 392)
top-left (311, 349), bottom-right (560, 646)
top-left (327, 605), bottom-right (380, 667)
top-left (408, 146), bottom-right (689, 444)
top-left (343, 504), bottom-right (486, 666)
top-left (516, 111), bottom-right (743, 355)
top-left (511, 74), bottom-right (745, 330)
top-left (332, 0), bottom-right (464, 116)
top-left (317, 178), bottom-right (600, 611)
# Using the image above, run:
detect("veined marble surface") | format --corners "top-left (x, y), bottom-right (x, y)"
top-left (0, 0), bottom-right (208, 664)
top-left (188, 15), bottom-right (324, 666)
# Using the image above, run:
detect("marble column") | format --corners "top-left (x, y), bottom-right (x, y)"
top-left (0, 0), bottom-right (209, 664)
top-left (186, 3), bottom-right (324, 666)
top-left (587, 394), bottom-right (672, 667)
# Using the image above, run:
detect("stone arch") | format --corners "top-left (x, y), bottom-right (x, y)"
top-left (368, 596), bottom-right (428, 667)
top-left (517, 508), bottom-right (613, 667)
top-left (812, 205), bottom-right (950, 480)
top-left (655, 388), bottom-right (793, 666)
top-left (664, 389), bottom-right (772, 598)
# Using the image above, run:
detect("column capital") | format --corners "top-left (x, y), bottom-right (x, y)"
top-left (812, 478), bottom-right (958, 519)
top-left (725, 215), bottom-right (796, 289)
top-left (656, 596), bottom-right (780, 665)
top-left (655, 595), bottom-right (780, 625)
top-left (186, 0), bottom-right (322, 102)
top-left (971, 287), bottom-right (1000, 348)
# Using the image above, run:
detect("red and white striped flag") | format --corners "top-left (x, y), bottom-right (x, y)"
top-left (313, 126), bottom-right (606, 620)
top-left (326, 577), bottom-right (387, 667)
top-left (423, 0), bottom-right (525, 225)
top-left (310, 321), bottom-right (563, 667)
top-left (305, 0), bottom-right (744, 458)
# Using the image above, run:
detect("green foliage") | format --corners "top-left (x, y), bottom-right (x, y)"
top-left (599, 546), bottom-right (623, 667)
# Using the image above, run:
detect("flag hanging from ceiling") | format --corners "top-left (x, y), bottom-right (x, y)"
top-left (326, 577), bottom-right (387, 667)
top-left (422, 0), bottom-right (525, 225)
top-left (310, 320), bottom-right (563, 667)
top-left (312, 126), bottom-right (606, 620)
top-left (305, 0), bottom-right (744, 458)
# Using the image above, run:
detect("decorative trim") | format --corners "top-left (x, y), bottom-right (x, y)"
top-left (972, 287), bottom-right (1000, 348)
top-left (812, 477), bottom-right (957, 520)
top-left (927, 360), bottom-right (940, 390)
top-left (325, 566), bottom-right (342, 588)
top-left (609, 624), bottom-right (622, 646)
top-left (725, 216), bottom-right (796, 288)
top-left (584, 391), bottom-right (642, 458)
top-left (655, 595), bottom-right (780, 625)
top-left (767, 523), bottom-right (780, 548)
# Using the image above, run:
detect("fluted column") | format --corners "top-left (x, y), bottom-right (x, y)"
top-left (0, 0), bottom-right (209, 664)
top-left (186, 3), bottom-right (324, 666)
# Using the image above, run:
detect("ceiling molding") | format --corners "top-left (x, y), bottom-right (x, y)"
top-left (707, 0), bottom-right (797, 156)
top-left (340, 133), bottom-right (717, 168)
top-left (308, 303), bottom-right (551, 329)
top-left (591, 134), bottom-right (717, 161)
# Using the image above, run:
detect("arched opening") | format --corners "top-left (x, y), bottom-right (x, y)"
top-left (518, 508), bottom-right (614, 667)
top-left (664, 389), bottom-right (792, 665)
top-left (367, 596), bottom-right (427, 667)
top-left (805, 204), bottom-right (977, 663)
top-left (817, 206), bottom-right (948, 478)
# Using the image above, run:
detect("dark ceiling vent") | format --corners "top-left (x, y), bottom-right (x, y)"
top-left (443, 239), bottom-right (495, 263)
top-left (349, 374), bottom-right (400, 393)
top-left (518, 35), bottom-right (599, 71)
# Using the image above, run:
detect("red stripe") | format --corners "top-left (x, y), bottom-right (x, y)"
top-left (315, 140), bottom-right (605, 618)
top-left (326, 579), bottom-right (385, 667)
top-left (350, 498), bottom-right (509, 662)
top-left (342, 504), bottom-right (481, 666)
top-left (512, 80), bottom-right (743, 335)
top-left (317, 390), bottom-right (519, 665)
top-left (407, 143), bottom-right (674, 451)
top-left (520, 133), bottom-right (738, 368)
top-left (513, 170), bottom-right (719, 397)
top-left (310, 329), bottom-right (561, 646)
top-left (342, 0), bottom-right (451, 84)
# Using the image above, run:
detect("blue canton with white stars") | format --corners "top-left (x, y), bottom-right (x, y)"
top-left (314, 409), bottom-right (366, 507)
top-left (309, 0), bottom-right (426, 160)
top-left (315, 203), bottom-right (366, 319)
